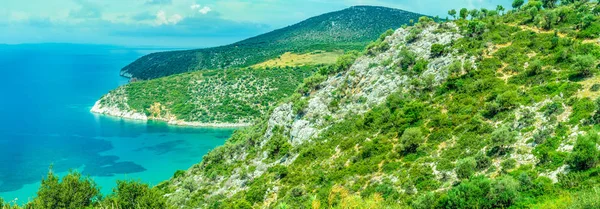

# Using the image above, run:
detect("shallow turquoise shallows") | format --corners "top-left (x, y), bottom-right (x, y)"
top-left (0, 44), bottom-right (234, 204)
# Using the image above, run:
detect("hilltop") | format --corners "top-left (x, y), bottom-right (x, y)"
top-left (92, 6), bottom-right (425, 126)
top-left (120, 6), bottom-right (425, 80)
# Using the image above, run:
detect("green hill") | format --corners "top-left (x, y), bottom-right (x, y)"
top-left (120, 6), bottom-right (425, 80)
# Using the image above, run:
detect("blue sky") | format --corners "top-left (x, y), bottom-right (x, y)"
top-left (1, 0), bottom-right (513, 48)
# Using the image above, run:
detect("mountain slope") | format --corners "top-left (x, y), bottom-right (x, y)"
top-left (120, 6), bottom-right (425, 80)
top-left (157, 2), bottom-right (600, 209)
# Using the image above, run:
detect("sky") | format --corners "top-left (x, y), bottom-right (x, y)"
top-left (0, 0), bottom-right (513, 48)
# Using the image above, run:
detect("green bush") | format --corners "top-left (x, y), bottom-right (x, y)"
top-left (568, 133), bottom-right (599, 171)
top-left (490, 125), bottom-right (517, 155)
top-left (400, 127), bottom-right (424, 154)
top-left (572, 55), bottom-right (596, 78)
top-left (30, 170), bottom-right (100, 209)
top-left (456, 157), bottom-right (477, 179)
top-left (106, 180), bottom-right (167, 209)
top-left (430, 44), bottom-right (446, 57)
top-left (398, 48), bottom-right (417, 71)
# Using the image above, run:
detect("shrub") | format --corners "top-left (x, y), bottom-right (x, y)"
top-left (567, 133), bottom-right (599, 171)
top-left (297, 74), bottom-right (327, 95)
top-left (490, 125), bottom-right (517, 155)
top-left (30, 170), bottom-right (100, 209)
top-left (413, 59), bottom-right (429, 73)
top-left (501, 159), bottom-right (517, 172)
top-left (398, 48), bottom-right (417, 71)
top-left (401, 127), bottom-right (424, 154)
top-left (107, 180), bottom-right (166, 209)
top-left (489, 176), bottom-right (520, 208)
top-left (591, 84), bottom-right (600, 92)
top-left (456, 157), bottom-right (477, 179)
top-left (475, 153), bottom-right (492, 170)
top-left (430, 44), bottom-right (446, 57)
top-left (572, 55), bottom-right (596, 78)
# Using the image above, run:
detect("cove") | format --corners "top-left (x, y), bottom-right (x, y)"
top-left (0, 44), bottom-right (235, 204)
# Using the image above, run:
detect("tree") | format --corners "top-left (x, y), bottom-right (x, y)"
top-left (456, 157), bottom-right (477, 179)
top-left (467, 20), bottom-right (487, 37)
top-left (567, 133), bottom-right (599, 171)
top-left (541, 0), bottom-right (557, 8)
top-left (528, 6), bottom-right (540, 22)
top-left (30, 169), bottom-right (100, 209)
top-left (490, 125), bottom-right (517, 155)
top-left (512, 0), bottom-right (525, 9)
top-left (489, 176), bottom-right (520, 208)
top-left (401, 127), bottom-right (424, 154)
top-left (497, 5), bottom-right (505, 15)
top-left (448, 9), bottom-right (457, 19)
top-left (460, 8), bottom-right (469, 19)
top-left (572, 55), bottom-right (596, 78)
top-left (580, 14), bottom-right (596, 29)
top-left (469, 9), bottom-right (480, 20)
top-left (105, 180), bottom-right (167, 209)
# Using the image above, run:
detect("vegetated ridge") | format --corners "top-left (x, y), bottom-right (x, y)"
top-left (120, 6), bottom-right (425, 80)
top-left (92, 6), bottom-right (425, 126)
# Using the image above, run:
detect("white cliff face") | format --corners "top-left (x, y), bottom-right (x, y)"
top-left (281, 22), bottom-right (465, 145)
top-left (91, 87), bottom-right (251, 127)
top-left (91, 100), bottom-right (148, 120)
top-left (90, 87), bottom-right (148, 120)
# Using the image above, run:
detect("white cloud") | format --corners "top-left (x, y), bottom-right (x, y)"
top-left (191, 4), bottom-right (201, 10)
top-left (9, 11), bottom-right (29, 22)
top-left (154, 10), bottom-right (183, 25)
top-left (198, 6), bottom-right (211, 14)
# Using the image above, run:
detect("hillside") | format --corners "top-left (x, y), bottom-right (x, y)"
top-left (120, 6), bottom-right (425, 80)
top-left (92, 65), bottom-right (318, 126)
top-left (157, 1), bottom-right (600, 208)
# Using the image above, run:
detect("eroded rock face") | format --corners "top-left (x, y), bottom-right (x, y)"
top-left (165, 22), bottom-right (466, 207)
top-left (263, 103), bottom-right (294, 144)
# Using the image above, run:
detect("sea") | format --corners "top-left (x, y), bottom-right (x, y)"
top-left (0, 44), bottom-right (234, 204)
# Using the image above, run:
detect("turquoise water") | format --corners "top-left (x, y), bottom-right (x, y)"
top-left (0, 44), bottom-right (234, 204)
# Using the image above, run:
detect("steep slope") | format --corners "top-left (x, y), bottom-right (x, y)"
top-left (157, 2), bottom-right (600, 209)
top-left (120, 6), bottom-right (425, 80)
top-left (160, 19), bottom-right (465, 208)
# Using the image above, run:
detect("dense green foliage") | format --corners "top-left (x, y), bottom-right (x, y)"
top-left (121, 6), bottom-right (424, 80)
top-left (29, 170), bottom-right (100, 209)
top-left (0, 170), bottom-right (167, 209)
top-left (100, 66), bottom-right (316, 124)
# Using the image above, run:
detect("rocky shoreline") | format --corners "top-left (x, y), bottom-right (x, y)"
top-left (90, 101), bottom-right (251, 128)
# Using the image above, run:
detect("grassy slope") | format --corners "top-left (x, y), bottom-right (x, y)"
top-left (251, 51), bottom-right (344, 68)
top-left (120, 6), bottom-right (425, 80)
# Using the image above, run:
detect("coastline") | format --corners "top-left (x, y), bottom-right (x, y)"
top-left (91, 101), bottom-right (251, 128)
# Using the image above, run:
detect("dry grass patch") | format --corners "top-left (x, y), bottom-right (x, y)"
top-left (576, 75), bottom-right (600, 99)
top-left (252, 51), bottom-right (344, 68)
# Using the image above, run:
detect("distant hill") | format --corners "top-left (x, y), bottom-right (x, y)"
top-left (120, 6), bottom-right (425, 80)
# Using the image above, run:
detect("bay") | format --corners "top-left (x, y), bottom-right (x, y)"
top-left (0, 44), bottom-right (233, 204)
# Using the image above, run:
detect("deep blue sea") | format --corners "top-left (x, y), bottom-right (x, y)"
top-left (0, 44), bottom-right (234, 204)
